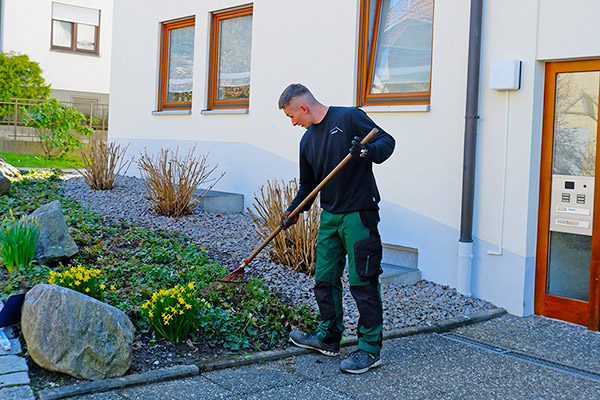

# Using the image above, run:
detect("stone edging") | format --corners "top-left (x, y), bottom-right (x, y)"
top-left (37, 308), bottom-right (506, 400)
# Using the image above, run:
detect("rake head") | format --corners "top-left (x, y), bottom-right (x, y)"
top-left (200, 261), bottom-right (248, 296)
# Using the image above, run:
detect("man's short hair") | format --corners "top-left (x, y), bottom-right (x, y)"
top-left (278, 83), bottom-right (313, 109)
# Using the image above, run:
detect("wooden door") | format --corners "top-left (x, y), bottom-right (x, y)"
top-left (535, 59), bottom-right (600, 331)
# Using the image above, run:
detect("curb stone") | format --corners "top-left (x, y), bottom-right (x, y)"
top-left (36, 308), bottom-right (505, 400)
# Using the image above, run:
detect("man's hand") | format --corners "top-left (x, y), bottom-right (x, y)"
top-left (350, 136), bottom-right (374, 160)
top-left (281, 211), bottom-right (299, 230)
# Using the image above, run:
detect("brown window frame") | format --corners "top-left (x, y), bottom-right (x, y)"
top-left (356, 0), bottom-right (434, 106)
top-left (50, 17), bottom-right (100, 55)
top-left (207, 6), bottom-right (253, 111)
top-left (157, 17), bottom-right (196, 112)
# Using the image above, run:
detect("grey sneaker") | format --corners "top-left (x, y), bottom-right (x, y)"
top-left (289, 330), bottom-right (340, 356)
top-left (339, 350), bottom-right (381, 374)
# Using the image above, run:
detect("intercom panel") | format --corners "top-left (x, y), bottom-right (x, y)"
top-left (550, 175), bottom-right (595, 236)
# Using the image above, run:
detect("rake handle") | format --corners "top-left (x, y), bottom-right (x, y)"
top-left (241, 127), bottom-right (380, 268)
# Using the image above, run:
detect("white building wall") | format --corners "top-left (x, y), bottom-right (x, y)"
top-left (2, 0), bottom-right (112, 96)
top-left (108, 0), bottom-right (600, 317)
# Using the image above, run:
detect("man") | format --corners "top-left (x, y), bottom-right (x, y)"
top-left (279, 83), bottom-right (395, 374)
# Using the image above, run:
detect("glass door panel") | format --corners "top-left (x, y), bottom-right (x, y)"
top-left (546, 71), bottom-right (598, 302)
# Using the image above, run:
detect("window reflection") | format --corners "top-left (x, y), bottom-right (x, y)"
top-left (217, 15), bottom-right (252, 101)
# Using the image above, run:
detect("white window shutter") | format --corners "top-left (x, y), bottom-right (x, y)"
top-left (52, 2), bottom-right (100, 26)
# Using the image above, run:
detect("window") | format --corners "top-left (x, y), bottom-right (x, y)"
top-left (51, 2), bottom-right (100, 54)
top-left (157, 17), bottom-right (195, 111)
top-left (357, 0), bottom-right (434, 106)
top-left (207, 6), bottom-right (253, 110)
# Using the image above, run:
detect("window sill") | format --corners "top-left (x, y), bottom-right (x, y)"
top-left (360, 105), bottom-right (430, 113)
top-left (201, 109), bottom-right (248, 115)
top-left (152, 110), bottom-right (192, 115)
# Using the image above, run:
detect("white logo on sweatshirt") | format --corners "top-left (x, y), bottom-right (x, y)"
top-left (329, 127), bottom-right (343, 135)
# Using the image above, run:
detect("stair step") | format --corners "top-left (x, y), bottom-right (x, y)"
top-left (380, 263), bottom-right (422, 285)
top-left (193, 189), bottom-right (244, 214)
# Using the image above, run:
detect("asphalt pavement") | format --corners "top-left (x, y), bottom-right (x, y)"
top-left (32, 310), bottom-right (600, 400)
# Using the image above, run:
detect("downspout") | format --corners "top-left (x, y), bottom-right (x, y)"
top-left (457, 0), bottom-right (483, 297)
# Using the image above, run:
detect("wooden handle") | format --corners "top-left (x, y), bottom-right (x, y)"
top-left (241, 127), bottom-right (379, 268)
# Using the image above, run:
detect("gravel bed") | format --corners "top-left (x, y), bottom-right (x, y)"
top-left (58, 174), bottom-right (497, 335)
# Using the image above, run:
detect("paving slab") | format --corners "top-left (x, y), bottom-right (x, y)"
top-left (0, 371), bottom-right (30, 388)
top-left (201, 362), bottom-right (305, 396)
top-left (0, 354), bottom-right (28, 374)
top-left (453, 313), bottom-right (600, 372)
top-left (0, 384), bottom-right (35, 400)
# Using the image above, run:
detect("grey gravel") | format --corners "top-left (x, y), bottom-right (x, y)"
top-left (58, 174), bottom-right (497, 335)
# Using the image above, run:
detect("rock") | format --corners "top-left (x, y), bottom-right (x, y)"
top-left (0, 173), bottom-right (10, 195)
top-left (29, 200), bottom-right (78, 266)
top-left (0, 156), bottom-right (21, 182)
top-left (21, 284), bottom-right (135, 380)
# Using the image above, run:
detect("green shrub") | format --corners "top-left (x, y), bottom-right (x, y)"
top-left (0, 52), bottom-right (51, 119)
top-left (0, 213), bottom-right (39, 273)
top-left (141, 282), bottom-right (199, 343)
top-left (23, 98), bottom-right (94, 158)
top-left (48, 264), bottom-right (106, 301)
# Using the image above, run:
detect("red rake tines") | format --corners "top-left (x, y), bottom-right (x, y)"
top-left (200, 260), bottom-right (248, 296)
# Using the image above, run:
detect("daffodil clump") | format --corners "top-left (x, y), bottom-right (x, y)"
top-left (48, 264), bottom-right (106, 301)
top-left (141, 282), bottom-right (198, 343)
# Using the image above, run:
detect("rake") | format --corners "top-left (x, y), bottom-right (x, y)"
top-left (200, 127), bottom-right (380, 296)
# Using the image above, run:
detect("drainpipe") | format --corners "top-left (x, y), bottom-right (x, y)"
top-left (457, 0), bottom-right (483, 297)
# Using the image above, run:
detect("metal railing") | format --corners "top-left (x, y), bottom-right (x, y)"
top-left (0, 98), bottom-right (109, 131)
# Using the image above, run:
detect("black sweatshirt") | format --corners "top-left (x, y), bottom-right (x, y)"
top-left (286, 106), bottom-right (395, 215)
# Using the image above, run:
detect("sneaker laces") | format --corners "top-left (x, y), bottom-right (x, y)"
top-left (349, 349), bottom-right (370, 362)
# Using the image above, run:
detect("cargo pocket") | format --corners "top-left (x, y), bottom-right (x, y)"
top-left (353, 235), bottom-right (383, 281)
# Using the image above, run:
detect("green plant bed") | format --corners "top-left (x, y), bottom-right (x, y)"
top-left (0, 171), bottom-right (318, 389)
top-left (1, 151), bottom-right (84, 169)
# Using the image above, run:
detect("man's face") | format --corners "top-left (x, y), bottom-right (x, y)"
top-left (283, 99), bottom-right (311, 129)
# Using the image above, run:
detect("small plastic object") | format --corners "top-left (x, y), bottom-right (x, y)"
top-left (0, 328), bottom-right (11, 351)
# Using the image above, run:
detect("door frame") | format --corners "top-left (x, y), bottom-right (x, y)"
top-left (534, 59), bottom-right (600, 331)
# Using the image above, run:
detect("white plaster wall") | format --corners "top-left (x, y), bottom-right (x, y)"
top-left (472, 0), bottom-right (541, 257)
top-left (537, 0), bottom-right (600, 61)
top-left (2, 0), bottom-right (112, 94)
top-left (108, 0), bottom-right (360, 197)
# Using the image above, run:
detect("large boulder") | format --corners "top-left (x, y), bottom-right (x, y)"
top-left (29, 200), bottom-right (78, 266)
top-left (0, 173), bottom-right (9, 195)
top-left (21, 284), bottom-right (135, 380)
top-left (0, 156), bottom-right (21, 181)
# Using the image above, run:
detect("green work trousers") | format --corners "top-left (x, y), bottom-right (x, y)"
top-left (314, 210), bottom-right (383, 355)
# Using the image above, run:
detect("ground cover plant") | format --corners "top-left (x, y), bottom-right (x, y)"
top-left (0, 171), bottom-right (318, 390)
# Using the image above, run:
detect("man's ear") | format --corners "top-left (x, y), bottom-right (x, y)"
top-left (299, 103), bottom-right (309, 114)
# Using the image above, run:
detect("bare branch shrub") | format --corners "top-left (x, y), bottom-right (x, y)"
top-left (248, 179), bottom-right (321, 275)
top-left (80, 139), bottom-right (133, 190)
top-left (137, 146), bottom-right (225, 217)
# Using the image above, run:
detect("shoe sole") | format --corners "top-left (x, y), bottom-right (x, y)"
top-left (340, 358), bottom-right (382, 374)
top-left (289, 337), bottom-right (339, 357)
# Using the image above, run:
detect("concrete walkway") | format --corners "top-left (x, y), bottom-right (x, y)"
top-left (35, 312), bottom-right (600, 400)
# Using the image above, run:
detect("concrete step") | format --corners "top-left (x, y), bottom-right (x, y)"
top-left (379, 243), bottom-right (421, 285)
top-left (380, 263), bottom-right (422, 285)
top-left (193, 188), bottom-right (244, 214)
